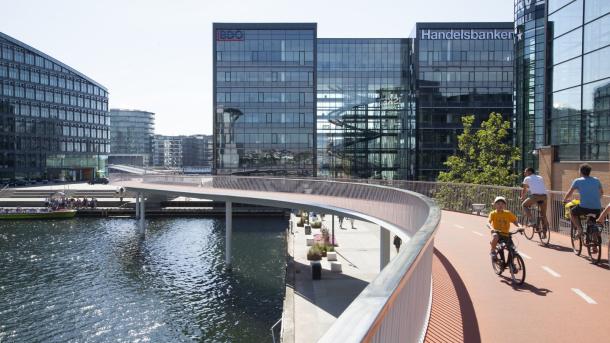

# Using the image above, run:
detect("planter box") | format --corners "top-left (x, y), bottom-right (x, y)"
top-left (330, 262), bottom-right (342, 273)
top-left (326, 252), bottom-right (337, 261)
top-left (306, 235), bottom-right (315, 246)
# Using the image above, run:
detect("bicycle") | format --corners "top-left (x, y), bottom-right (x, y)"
top-left (491, 228), bottom-right (526, 285)
top-left (523, 200), bottom-right (550, 246)
top-left (570, 214), bottom-right (603, 264)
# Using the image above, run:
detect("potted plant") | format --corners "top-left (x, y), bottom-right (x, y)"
top-left (311, 220), bottom-right (322, 229)
top-left (307, 245), bottom-right (322, 261)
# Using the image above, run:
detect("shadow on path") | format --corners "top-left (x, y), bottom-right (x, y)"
top-left (426, 249), bottom-right (481, 343)
top-left (287, 259), bottom-right (369, 318)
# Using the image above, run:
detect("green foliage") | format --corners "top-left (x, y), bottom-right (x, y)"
top-left (311, 220), bottom-right (322, 229)
top-left (307, 245), bottom-right (322, 261)
top-left (438, 113), bottom-right (520, 187)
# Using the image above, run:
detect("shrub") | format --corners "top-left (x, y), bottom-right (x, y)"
top-left (307, 245), bottom-right (322, 261)
top-left (311, 220), bottom-right (322, 229)
top-left (297, 217), bottom-right (304, 227)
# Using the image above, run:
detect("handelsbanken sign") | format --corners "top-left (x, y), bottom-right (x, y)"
top-left (420, 29), bottom-right (514, 40)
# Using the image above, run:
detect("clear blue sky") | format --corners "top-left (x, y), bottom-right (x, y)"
top-left (2, 0), bottom-right (513, 135)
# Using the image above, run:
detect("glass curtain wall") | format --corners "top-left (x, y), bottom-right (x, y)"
top-left (214, 24), bottom-right (316, 176)
top-left (415, 24), bottom-right (515, 180)
top-left (547, 0), bottom-right (610, 161)
top-left (0, 33), bottom-right (110, 181)
top-left (316, 39), bottom-right (413, 180)
top-left (515, 0), bottom-right (547, 169)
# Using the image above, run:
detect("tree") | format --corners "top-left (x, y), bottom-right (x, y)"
top-left (438, 112), bottom-right (520, 187)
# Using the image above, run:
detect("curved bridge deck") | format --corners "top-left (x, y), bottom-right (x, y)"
top-left (427, 210), bottom-right (610, 342)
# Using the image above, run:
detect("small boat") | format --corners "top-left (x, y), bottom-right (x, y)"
top-left (0, 208), bottom-right (77, 220)
top-left (0, 191), bottom-right (76, 220)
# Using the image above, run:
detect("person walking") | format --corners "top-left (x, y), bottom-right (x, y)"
top-left (393, 235), bottom-right (402, 253)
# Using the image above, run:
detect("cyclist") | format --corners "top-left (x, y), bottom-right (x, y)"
top-left (487, 196), bottom-right (521, 260)
top-left (520, 167), bottom-right (549, 231)
top-left (562, 164), bottom-right (604, 252)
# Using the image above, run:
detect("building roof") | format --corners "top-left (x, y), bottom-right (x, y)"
top-left (0, 31), bottom-right (107, 91)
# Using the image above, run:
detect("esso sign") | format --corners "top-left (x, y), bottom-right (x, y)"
top-left (217, 30), bottom-right (244, 41)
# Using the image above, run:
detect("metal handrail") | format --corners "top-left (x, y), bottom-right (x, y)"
top-left (115, 174), bottom-right (441, 343)
top-left (270, 318), bottom-right (282, 343)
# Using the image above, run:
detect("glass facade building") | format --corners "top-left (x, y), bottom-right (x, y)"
top-left (317, 39), bottom-right (414, 179)
top-left (0, 32), bottom-right (109, 181)
top-left (109, 109), bottom-right (154, 166)
top-left (152, 135), bottom-right (183, 168)
top-left (514, 0), bottom-right (547, 169)
top-left (547, 0), bottom-right (610, 161)
top-left (213, 23), bottom-right (316, 176)
top-left (182, 134), bottom-right (213, 169)
top-left (414, 23), bottom-right (515, 180)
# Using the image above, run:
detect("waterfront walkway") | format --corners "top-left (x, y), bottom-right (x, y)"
top-left (426, 210), bottom-right (610, 342)
top-left (284, 214), bottom-right (396, 343)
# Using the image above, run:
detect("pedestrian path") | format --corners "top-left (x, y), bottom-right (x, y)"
top-left (284, 213), bottom-right (395, 343)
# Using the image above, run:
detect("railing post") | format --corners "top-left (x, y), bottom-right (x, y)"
top-left (226, 201), bottom-right (232, 268)
top-left (380, 226), bottom-right (391, 270)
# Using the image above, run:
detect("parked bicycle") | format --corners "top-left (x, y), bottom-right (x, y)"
top-left (571, 214), bottom-right (603, 264)
top-left (523, 200), bottom-right (550, 246)
top-left (491, 228), bottom-right (526, 285)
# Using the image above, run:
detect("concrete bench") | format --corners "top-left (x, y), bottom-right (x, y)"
top-left (472, 203), bottom-right (485, 216)
top-left (330, 262), bottom-right (342, 272)
top-left (326, 251), bottom-right (337, 261)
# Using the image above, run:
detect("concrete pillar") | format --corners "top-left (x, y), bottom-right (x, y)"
top-left (226, 201), bottom-right (232, 267)
top-left (139, 195), bottom-right (146, 233)
top-left (380, 227), bottom-right (391, 271)
top-left (135, 193), bottom-right (140, 218)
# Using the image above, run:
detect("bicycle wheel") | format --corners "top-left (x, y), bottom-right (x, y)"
top-left (587, 231), bottom-right (602, 264)
top-left (524, 223), bottom-right (535, 240)
top-left (538, 217), bottom-right (550, 246)
top-left (509, 253), bottom-right (526, 286)
top-left (571, 223), bottom-right (582, 256)
top-left (492, 248), bottom-right (505, 275)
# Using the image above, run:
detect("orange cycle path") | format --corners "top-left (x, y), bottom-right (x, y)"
top-left (426, 210), bottom-right (610, 343)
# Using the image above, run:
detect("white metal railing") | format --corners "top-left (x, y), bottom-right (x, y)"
top-left (114, 174), bottom-right (441, 343)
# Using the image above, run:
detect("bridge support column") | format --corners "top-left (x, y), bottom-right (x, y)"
top-left (135, 193), bottom-right (140, 218)
top-left (139, 194), bottom-right (146, 234)
top-left (380, 226), bottom-right (391, 271)
top-left (226, 201), bottom-right (232, 268)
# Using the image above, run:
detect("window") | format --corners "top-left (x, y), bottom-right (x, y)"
top-left (584, 14), bottom-right (610, 53)
top-left (584, 45), bottom-right (610, 83)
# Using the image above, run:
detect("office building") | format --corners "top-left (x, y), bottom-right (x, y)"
top-left (413, 23), bottom-right (514, 180)
top-left (514, 0), bottom-right (547, 170)
top-left (109, 109), bottom-right (154, 166)
top-left (213, 22), bottom-right (514, 180)
top-left (515, 0), bottom-right (610, 190)
top-left (182, 134), bottom-right (213, 172)
top-left (152, 134), bottom-right (183, 168)
top-left (0, 32), bottom-right (109, 181)
top-left (213, 23), bottom-right (316, 176)
top-left (317, 39), bottom-right (414, 179)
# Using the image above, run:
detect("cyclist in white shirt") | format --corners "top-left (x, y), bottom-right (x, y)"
top-left (520, 167), bottom-right (549, 230)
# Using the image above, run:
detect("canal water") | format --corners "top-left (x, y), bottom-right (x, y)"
top-left (0, 217), bottom-right (287, 342)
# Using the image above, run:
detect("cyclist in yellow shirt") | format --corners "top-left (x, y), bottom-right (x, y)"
top-left (487, 196), bottom-right (522, 260)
